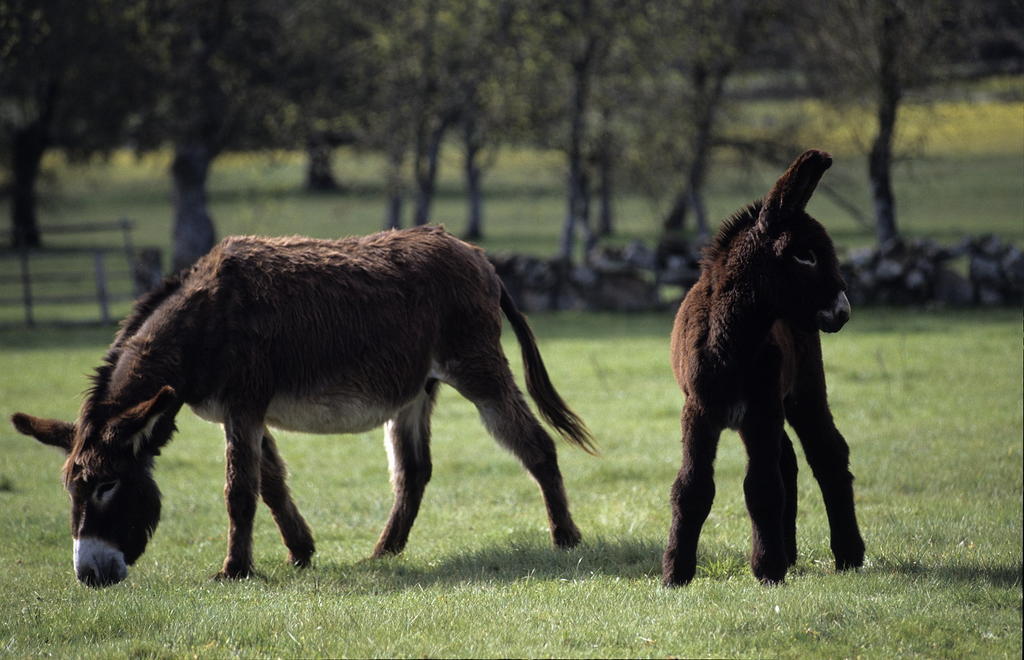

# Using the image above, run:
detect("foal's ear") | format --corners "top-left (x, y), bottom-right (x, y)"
top-left (114, 386), bottom-right (181, 454)
top-left (758, 149), bottom-right (832, 229)
top-left (11, 413), bottom-right (75, 453)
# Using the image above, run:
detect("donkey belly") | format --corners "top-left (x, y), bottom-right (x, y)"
top-left (191, 392), bottom-right (399, 434)
top-left (265, 393), bottom-right (399, 434)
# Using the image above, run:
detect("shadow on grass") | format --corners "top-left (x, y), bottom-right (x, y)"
top-left (873, 556), bottom-right (1022, 588)
top-left (272, 539), bottom-right (776, 595)
top-left (243, 542), bottom-right (1024, 594)
top-left (308, 536), bottom-right (666, 593)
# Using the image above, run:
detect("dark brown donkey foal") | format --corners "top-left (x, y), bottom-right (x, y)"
top-left (12, 226), bottom-right (594, 586)
top-left (662, 150), bottom-right (865, 586)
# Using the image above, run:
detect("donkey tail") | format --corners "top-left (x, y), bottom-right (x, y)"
top-left (499, 281), bottom-right (597, 455)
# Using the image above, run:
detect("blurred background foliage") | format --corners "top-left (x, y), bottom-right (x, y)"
top-left (1, 0), bottom-right (1021, 268)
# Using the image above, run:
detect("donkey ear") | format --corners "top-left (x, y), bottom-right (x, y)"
top-left (757, 149), bottom-right (832, 229)
top-left (114, 386), bottom-right (181, 454)
top-left (11, 413), bottom-right (75, 453)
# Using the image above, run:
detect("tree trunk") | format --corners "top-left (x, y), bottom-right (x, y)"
top-left (9, 123), bottom-right (48, 248)
top-left (305, 137), bottom-right (339, 192)
top-left (463, 123), bottom-right (484, 241)
top-left (384, 144), bottom-right (404, 230)
top-left (662, 62), bottom-right (725, 238)
top-left (689, 187), bottom-right (709, 239)
top-left (869, 7), bottom-right (904, 245)
top-left (662, 192), bottom-right (689, 233)
top-left (560, 44), bottom-right (596, 262)
top-left (869, 101), bottom-right (899, 244)
top-left (413, 120), bottom-right (449, 227)
top-left (597, 137), bottom-right (613, 237)
top-left (171, 143), bottom-right (216, 272)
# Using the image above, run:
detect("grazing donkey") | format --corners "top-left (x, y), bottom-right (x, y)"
top-left (12, 226), bottom-right (594, 587)
top-left (662, 150), bottom-right (865, 586)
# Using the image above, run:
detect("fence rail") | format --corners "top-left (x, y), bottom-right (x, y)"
top-left (0, 219), bottom-right (161, 327)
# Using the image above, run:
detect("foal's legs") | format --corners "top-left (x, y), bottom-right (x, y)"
top-left (662, 405), bottom-right (721, 586)
top-left (260, 429), bottom-right (316, 567)
top-left (785, 396), bottom-right (865, 570)
top-left (445, 357), bottom-right (581, 549)
top-left (785, 340), bottom-right (865, 571)
top-left (220, 411), bottom-right (265, 579)
top-left (739, 411), bottom-right (789, 584)
top-left (373, 380), bottom-right (439, 557)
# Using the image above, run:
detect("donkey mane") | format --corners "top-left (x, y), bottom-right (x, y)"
top-left (65, 275), bottom-right (185, 483)
top-left (701, 200), bottom-right (762, 266)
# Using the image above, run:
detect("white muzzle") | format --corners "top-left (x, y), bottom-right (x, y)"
top-left (74, 536), bottom-right (128, 587)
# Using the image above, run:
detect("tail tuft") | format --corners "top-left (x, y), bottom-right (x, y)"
top-left (499, 283), bottom-right (597, 455)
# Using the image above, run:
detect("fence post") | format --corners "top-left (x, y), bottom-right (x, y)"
top-left (94, 250), bottom-right (111, 324)
top-left (19, 247), bottom-right (34, 327)
top-left (119, 217), bottom-right (135, 260)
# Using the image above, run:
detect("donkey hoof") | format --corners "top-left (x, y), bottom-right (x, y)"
top-left (662, 572), bottom-right (694, 588)
top-left (834, 555), bottom-right (864, 572)
top-left (215, 560), bottom-right (254, 581)
top-left (752, 557), bottom-right (788, 585)
top-left (552, 525), bottom-right (582, 549)
top-left (290, 553), bottom-right (313, 569)
top-left (834, 539), bottom-right (865, 571)
top-left (661, 550), bottom-right (696, 587)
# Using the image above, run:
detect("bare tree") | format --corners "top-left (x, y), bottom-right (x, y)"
top-left (650, 0), bottom-right (757, 238)
top-left (797, 0), bottom-right (963, 244)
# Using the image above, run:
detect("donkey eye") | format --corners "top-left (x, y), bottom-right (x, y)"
top-left (793, 249), bottom-right (817, 267)
top-left (94, 480), bottom-right (119, 502)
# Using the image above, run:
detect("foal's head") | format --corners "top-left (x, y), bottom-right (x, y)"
top-left (715, 149), bottom-right (850, 333)
top-left (12, 386), bottom-right (179, 587)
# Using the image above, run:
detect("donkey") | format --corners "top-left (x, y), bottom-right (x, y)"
top-left (12, 226), bottom-right (595, 587)
top-left (662, 150), bottom-right (865, 586)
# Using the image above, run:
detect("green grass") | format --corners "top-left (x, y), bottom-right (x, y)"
top-left (0, 95), bottom-right (1020, 656)
top-left (0, 308), bottom-right (1020, 657)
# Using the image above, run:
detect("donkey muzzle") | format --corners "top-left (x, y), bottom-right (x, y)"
top-left (74, 536), bottom-right (128, 587)
top-left (817, 291), bottom-right (850, 333)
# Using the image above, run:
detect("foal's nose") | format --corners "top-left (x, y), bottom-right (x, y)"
top-left (817, 291), bottom-right (850, 333)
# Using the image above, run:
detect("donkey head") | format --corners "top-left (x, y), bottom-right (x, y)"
top-left (11, 386), bottom-right (179, 587)
top-left (753, 149), bottom-right (850, 333)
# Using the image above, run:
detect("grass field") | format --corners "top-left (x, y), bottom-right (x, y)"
top-left (0, 309), bottom-right (1021, 657)
top-left (0, 95), bottom-right (1021, 657)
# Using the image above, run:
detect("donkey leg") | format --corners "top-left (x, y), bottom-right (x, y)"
top-left (447, 362), bottom-right (581, 549)
top-left (219, 413), bottom-right (264, 579)
top-left (373, 380), bottom-right (439, 558)
top-left (786, 397), bottom-right (865, 571)
top-left (780, 430), bottom-right (799, 567)
top-left (260, 429), bottom-right (316, 568)
top-left (662, 405), bottom-right (720, 587)
top-left (739, 414), bottom-right (789, 584)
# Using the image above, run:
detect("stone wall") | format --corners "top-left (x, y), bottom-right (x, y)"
top-left (489, 235), bottom-right (1024, 312)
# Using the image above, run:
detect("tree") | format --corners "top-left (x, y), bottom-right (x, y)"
top-left (797, 0), bottom-right (963, 244)
top-left (0, 0), bottom-right (150, 247)
top-left (656, 0), bottom-right (756, 238)
top-left (276, 1), bottom-right (378, 194)
top-left (450, 0), bottom-right (521, 241)
top-left (520, 0), bottom-right (646, 262)
top-left (134, 0), bottom-right (291, 271)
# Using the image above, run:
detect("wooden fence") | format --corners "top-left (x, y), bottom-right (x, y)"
top-left (0, 219), bottom-right (161, 327)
